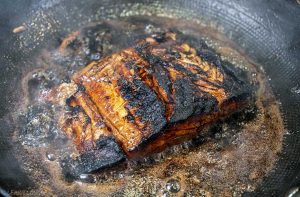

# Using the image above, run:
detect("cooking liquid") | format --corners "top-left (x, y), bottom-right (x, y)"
top-left (13, 16), bottom-right (284, 196)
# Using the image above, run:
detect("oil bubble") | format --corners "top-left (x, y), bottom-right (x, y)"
top-left (161, 191), bottom-right (170, 197)
top-left (46, 153), bottom-right (56, 161)
top-left (166, 179), bottom-right (181, 193)
top-left (79, 174), bottom-right (95, 183)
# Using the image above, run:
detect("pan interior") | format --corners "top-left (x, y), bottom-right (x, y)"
top-left (0, 0), bottom-right (299, 196)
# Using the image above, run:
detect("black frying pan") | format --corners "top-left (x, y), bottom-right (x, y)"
top-left (0, 0), bottom-right (299, 196)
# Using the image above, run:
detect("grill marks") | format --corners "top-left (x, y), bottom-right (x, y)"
top-left (60, 92), bottom-right (111, 153)
top-left (134, 50), bottom-right (175, 121)
top-left (117, 78), bottom-right (166, 138)
top-left (58, 32), bottom-right (252, 173)
top-left (133, 33), bottom-right (223, 122)
top-left (71, 48), bottom-right (167, 153)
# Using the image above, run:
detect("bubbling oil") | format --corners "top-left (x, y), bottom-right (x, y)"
top-left (13, 16), bottom-right (284, 197)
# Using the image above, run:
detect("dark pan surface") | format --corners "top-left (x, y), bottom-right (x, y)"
top-left (0, 0), bottom-right (299, 196)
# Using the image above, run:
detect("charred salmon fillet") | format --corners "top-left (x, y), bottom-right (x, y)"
top-left (55, 32), bottom-right (253, 177)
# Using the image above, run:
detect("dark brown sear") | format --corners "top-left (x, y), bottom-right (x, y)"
top-left (53, 32), bottom-right (253, 177)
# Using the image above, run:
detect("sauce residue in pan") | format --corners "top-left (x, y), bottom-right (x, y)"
top-left (12, 16), bottom-right (284, 196)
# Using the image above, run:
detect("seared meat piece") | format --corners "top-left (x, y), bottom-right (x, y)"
top-left (57, 32), bottom-right (252, 177)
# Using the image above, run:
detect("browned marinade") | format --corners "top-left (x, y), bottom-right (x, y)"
top-left (55, 32), bottom-right (253, 177)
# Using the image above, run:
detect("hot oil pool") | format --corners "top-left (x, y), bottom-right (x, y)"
top-left (13, 16), bottom-right (284, 196)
